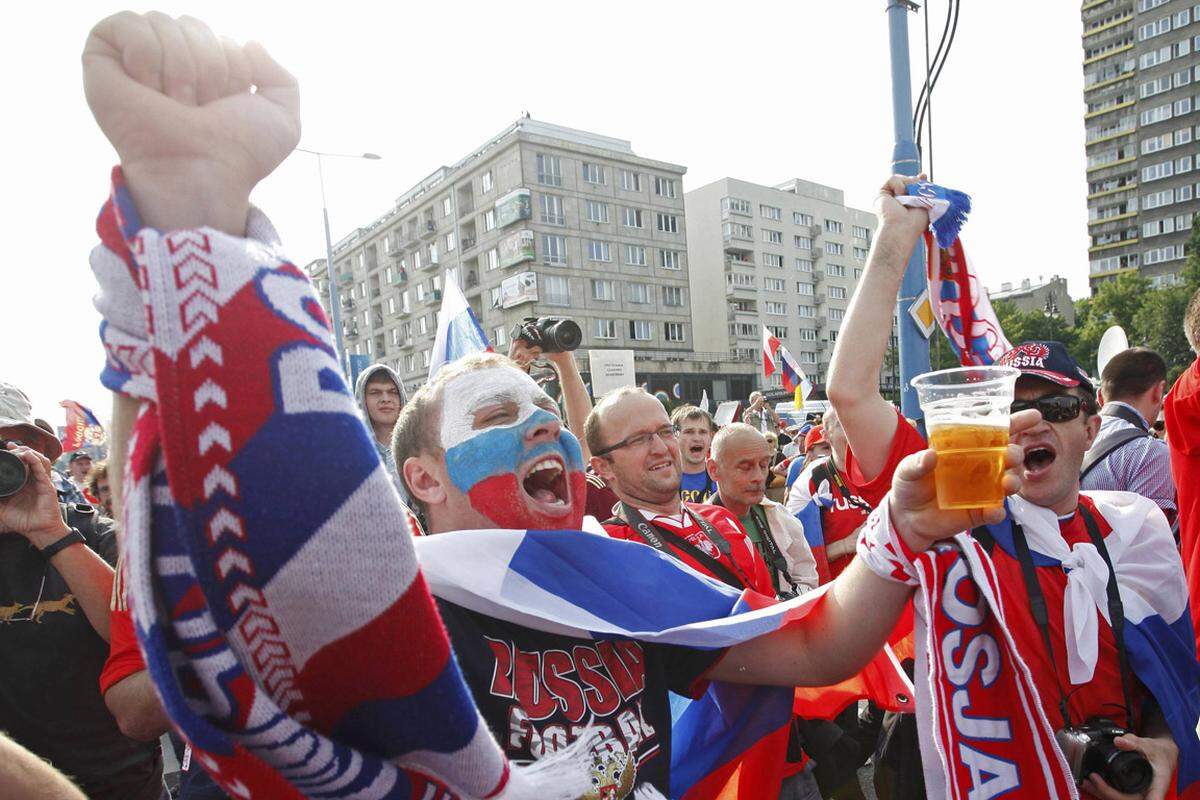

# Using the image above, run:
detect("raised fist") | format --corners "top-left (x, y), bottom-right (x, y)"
top-left (82, 12), bottom-right (301, 232)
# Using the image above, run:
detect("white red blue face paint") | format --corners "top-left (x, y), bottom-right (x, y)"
top-left (439, 366), bottom-right (586, 530)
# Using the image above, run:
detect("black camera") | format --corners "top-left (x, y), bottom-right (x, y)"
top-left (1055, 718), bottom-right (1152, 794)
top-left (0, 443), bottom-right (29, 498)
top-left (510, 317), bottom-right (582, 354)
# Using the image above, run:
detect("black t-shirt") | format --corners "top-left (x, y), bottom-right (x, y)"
top-left (437, 599), bottom-right (724, 800)
top-left (0, 506), bottom-right (161, 800)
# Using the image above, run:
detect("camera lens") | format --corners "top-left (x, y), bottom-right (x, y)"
top-left (1105, 751), bottom-right (1152, 795)
top-left (548, 319), bottom-right (582, 352)
top-left (0, 450), bottom-right (29, 498)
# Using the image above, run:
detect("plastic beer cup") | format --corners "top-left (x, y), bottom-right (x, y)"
top-left (911, 366), bottom-right (1020, 510)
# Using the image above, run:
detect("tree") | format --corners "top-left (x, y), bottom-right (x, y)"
top-left (1134, 287), bottom-right (1194, 382)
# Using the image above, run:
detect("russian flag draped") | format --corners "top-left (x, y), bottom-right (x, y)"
top-left (60, 399), bottom-right (105, 451)
top-left (924, 234), bottom-right (1012, 366)
top-left (762, 329), bottom-right (812, 407)
top-left (429, 278), bottom-right (492, 378)
top-left (417, 529), bottom-right (914, 800)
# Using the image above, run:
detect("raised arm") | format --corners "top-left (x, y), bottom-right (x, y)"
top-left (826, 175), bottom-right (928, 483)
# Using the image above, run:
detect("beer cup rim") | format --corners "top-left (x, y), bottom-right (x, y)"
top-left (910, 366), bottom-right (1020, 391)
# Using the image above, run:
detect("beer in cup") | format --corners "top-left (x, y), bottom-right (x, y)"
top-left (911, 366), bottom-right (1020, 510)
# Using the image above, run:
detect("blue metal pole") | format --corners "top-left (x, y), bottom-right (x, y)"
top-left (887, 0), bottom-right (932, 420)
top-left (316, 154), bottom-right (348, 376)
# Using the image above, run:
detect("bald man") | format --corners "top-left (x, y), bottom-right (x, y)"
top-left (707, 424), bottom-right (818, 597)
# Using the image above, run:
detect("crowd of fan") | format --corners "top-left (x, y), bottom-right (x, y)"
top-left (2, 11), bottom-right (1200, 800)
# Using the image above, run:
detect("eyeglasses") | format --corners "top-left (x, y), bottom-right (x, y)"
top-left (593, 425), bottom-right (678, 457)
top-left (1010, 394), bottom-right (1093, 423)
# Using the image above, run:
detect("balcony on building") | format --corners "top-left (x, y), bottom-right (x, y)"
top-left (456, 184), bottom-right (475, 216)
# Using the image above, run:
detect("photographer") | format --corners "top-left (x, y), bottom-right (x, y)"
top-left (0, 381), bottom-right (162, 800)
top-left (507, 316), bottom-right (592, 459)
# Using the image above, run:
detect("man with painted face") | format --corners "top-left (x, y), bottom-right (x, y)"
top-left (786, 408), bottom-right (874, 584)
top-left (671, 404), bottom-right (717, 504)
top-left (588, 388), bottom-right (776, 596)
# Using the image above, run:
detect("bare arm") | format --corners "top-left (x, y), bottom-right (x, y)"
top-left (0, 733), bottom-right (87, 800)
top-left (547, 352), bottom-right (593, 461)
top-left (826, 175), bottom-right (928, 484)
top-left (0, 447), bottom-right (114, 641)
top-left (712, 410), bottom-right (1038, 688)
top-left (104, 670), bottom-right (173, 741)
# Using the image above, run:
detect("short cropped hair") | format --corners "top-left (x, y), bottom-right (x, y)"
top-left (710, 422), bottom-right (766, 461)
top-left (670, 404), bottom-right (716, 433)
top-left (391, 352), bottom-right (518, 515)
top-left (584, 386), bottom-right (650, 457)
top-left (1101, 347), bottom-right (1167, 401)
top-left (1186, 286), bottom-right (1200, 355)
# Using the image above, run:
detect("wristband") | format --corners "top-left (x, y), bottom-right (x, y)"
top-left (855, 497), bottom-right (919, 586)
top-left (39, 529), bottom-right (86, 560)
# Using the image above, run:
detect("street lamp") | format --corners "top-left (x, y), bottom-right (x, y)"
top-left (295, 147), bottom-right (383, 375)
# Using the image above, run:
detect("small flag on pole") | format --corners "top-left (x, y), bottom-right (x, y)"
top-left (762, 328), bottom-right (813, 406)
top-left (428, 278), bottom-right (492, 378)
top-left (699, 389), bottom-right (710, 413)
top-left (60, 400), bottom-right (105, 451)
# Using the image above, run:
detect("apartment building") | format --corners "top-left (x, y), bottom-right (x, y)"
top-left (1082, 0), bottom-right (1199, 290)
top-left (685, 177), bottom-right (893, 396)
top-left (988, 275), bottom-right (1076, 326)
top-left (306, 118), bottom-right (753, 401)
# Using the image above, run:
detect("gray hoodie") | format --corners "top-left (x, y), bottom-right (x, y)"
top-left (353, 363), bottom-right (410, 504)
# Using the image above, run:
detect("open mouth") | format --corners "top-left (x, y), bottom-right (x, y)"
top-left (648, 458), bottom-right (675, 474)
top-left (687, 444), bottom-right (706, 458)
top-left (519, 456), bottom-right (570, 514)
top-left (1023, 444), bottom-right (1057, 477)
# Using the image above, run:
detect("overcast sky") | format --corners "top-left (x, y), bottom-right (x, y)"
top-left (2, 1), bottom-right (1086, 426)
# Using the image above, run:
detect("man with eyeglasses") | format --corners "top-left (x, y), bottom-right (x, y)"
top-left (587, 388), bottom-right (775, 595)
top-left (0, 381), bottom-right (163, 800)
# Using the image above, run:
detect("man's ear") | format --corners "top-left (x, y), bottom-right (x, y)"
top-left (1152, 380), bottom-right (1167, 407)
top-left (1097, 388), bottom-right (1107, 407)
top-left (590, 455), bottom-right (614, 483)
top-left (403, 455), bottom-right (448, 509)
top-left (706, 457), bottom-right (719, 481)
top-left (1083, 411), bottom-right (1103, 450)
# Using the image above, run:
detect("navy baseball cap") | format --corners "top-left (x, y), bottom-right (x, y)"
top-left (68, 450), bottom-right (92, 463)
top-left (996, 341), bottom-right (1093, 388)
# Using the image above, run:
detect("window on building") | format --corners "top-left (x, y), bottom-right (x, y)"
top-left (595, 318), bottom-right (617, 339)
top-left (536, 153), bottom-right (562, 186)
top-left (622, 207), bottom-right (644, 228)
top-left (654, 176), bottom-right (677, 198)
top-left (727, 272), bottom-right (755, 287)
top-left (764, 278), bottom-right (785, 292)
top-left (798, 305), bottom-right (815, 318)
top-left (829, 308), bottom-right (845, 321)
top-left (625, 245), bottom-right (648, 266)
top-left (722, 197), bottom-right (752, 215)
top-left (824, 219), bottom-right (844, 234)
top-left (765, 301), bottom-right (787, 315)
top-left (763, 253), bottom-right (784, 268)
top-left (795, 258), bottom-right (813, 272)
top-left (797, 282), bottom-right (814, 296)
top-left (493, 326), bottom-right (507, 347)
top-left (828, 263), bottom-right (846, 277)
top-left (544, 275), bottom-right (571, 306)
top-left (418, 315), bottom-right (429, 334)
top-left (798, 328), bottom-right (817, 342)
top-left (829, 286), bottom-right (848, 299)
top-left (539, 194), bottom-right (565, 225)
top-left (852, 225), bottom-right (870, 240)
top-left (387, 296), bottom-right (397, 314)
top-left (760, 204), bottom-right (782, 221)
top-left (421, 349), bottom-right (431, 368)
top-left (481, 170), bottom-right (494, 193)
top-left (795, 235), bottom-right (812, 250)
top-left (629, 319), bottom-right (652, 341)
top-left (442, 196), bottom-right (453, 217)
top-left (588, 240), bottom-right (612, 262)
top-left (585, 200), bottom-right (610, 223)
top-left (656, 213), bottom-right (679, 233)
top-left (540, 234), bottom-right (567, 266)
top-left (662, 286), bottom-right (683, 306)
top-left (659, 249), bottom-right (681, 269)
top-left (489, 287), bottom-right (502, 308)
top-left (763, 229), bottom-right (783, 244)
top-left (581, 162), bottom-right (607, 185)
top-left (629, 283), bottom-right (651, 304)
top-left (793, 212), bottom-right (813, 226)
top-left (406, 354), bottom-right (416, 372)
top-left (826, 242), bottom-right (844, 256)
top-left (800, 351), bottom-right (817, 365)
top-left (591, 279), bottom-right (616, 301)
top-left (853, 246), bottom-right (869, 260)
top-left (483, 209), bottom-right (496, 232)
top-left (401, 290), bottom-right (410, 312)
top-left (767, 325), bottom-right (788, 340)
top-left (445, 232), bottom-right (456, 252)
top-left (620, 170), bottom-right (642, 192)
top-left (663, 322), bottom-right (686, 342)
top-left (484, 248), bottom-right (500, 271)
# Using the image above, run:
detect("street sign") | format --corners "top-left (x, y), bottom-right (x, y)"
top-left (908, 289), bottom-right (936, 339)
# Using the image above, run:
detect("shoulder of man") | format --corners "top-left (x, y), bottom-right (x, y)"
top-left (61, 502), bottom-right (118, 566)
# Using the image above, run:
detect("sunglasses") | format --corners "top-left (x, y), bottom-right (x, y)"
top-left (1010, 394), bottom-right (1092, 423)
